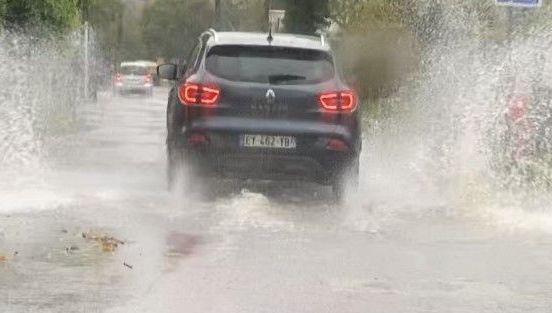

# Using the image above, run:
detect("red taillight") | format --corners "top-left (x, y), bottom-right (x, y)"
top-left (319, 90), bottom-right (357, 112)
top-left (326, 138), bottom-right (349, 151)
top-left (507, 94), bottom-right (530, 122)
top-left (178, 82), bottom-right (220, 106)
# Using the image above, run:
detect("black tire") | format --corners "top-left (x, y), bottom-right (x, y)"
top-left (166, 89), bottom-right (206, 195)
top-left (166, 143), bottom-right (207, 195)
top-left (332, 157), bottom-right (360, 202)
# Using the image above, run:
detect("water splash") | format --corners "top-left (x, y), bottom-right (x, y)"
top-left (0, 30), bottom-right (98, 171)
top-left (358, 3), bottom-right (552, 232)
top-left (0, 29), bottom-right (105, 214)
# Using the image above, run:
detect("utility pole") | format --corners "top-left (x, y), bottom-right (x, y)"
top-left (264, 0), bottom-right (272, 32)
top-left (214, 0), bottom-right (221, 30)
top-left (82, 0), bottom-right (89, 100)
top-left (84, 21), bottom-right (89, 100)
top-left (116, 10), bottom-right (123, 67)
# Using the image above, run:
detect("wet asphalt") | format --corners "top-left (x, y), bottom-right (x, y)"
top-left (1, 88), bottom-right (552, 313)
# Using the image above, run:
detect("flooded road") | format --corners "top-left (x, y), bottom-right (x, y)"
top-left (2, 88), bottom-right (552, 313)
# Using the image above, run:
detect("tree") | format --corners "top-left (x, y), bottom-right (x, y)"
top-left (142, 0), bottom-right (214, 61)
top-left (220, 0), bottom-right (265, 31)
top-left (328, 0), bottom-right (416, 97)
top-left (1, 0), bottom-right (80, 32)
top-left (330, 0), bottom-right (405, 31)
top-left (0, 0), bottom-right (6, 23)
top-left (86, 0), bottom-right (126, 63)
top-left (284, 0), bottom-right (329, 34)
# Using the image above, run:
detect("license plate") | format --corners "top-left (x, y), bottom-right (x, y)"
top-left (241, 134), bottom-right (296, 149)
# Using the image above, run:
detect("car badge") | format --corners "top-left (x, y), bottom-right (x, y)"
top-left (265, 89), bottom-right (276, 105)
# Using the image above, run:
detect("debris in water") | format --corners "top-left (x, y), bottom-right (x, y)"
top-left (123, 262), bottom-right (133, 269)
top-left (65, 245), bottom-right (80, 255)
top-left (101, 240), bottom-right (117, 252)
top-left (0, 255), bottom-right (7, 262)
top-left (82, 232), bottom-right (126, 252)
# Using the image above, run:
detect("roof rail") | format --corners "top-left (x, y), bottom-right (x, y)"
top-left (203, 28), bottom-right (217, 41)
top-left (320, 33), bottom-right (326, 46)
top-left (315, 29), bottom-right (327, 47)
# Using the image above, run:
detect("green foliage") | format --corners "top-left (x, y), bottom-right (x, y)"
top-left (329, 0), bottom-right (419, 100)
top-left (0, 0), bottom-right (6, 22)
top-left (270, 0), bottom-right (286, 10)
top-left (327, 0), bottom-right (552, 100)
top-left (142, 0), bottom-right (213, 61)
top-left (1, 0), bottom-right (80, 32)
top-left (331, 0), bottom-right (405, 30)
top-left (86, 0), bottom-right (125, 62)
top-left (225, 0), bottom-right (266, 31)
top-left (284, 0), bottom-right (329, 34)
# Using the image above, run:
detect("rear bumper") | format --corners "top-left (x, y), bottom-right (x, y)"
top-left (115, 84), bottom-right (153, 93)
top-left (175, 117), bottom-right (360, 184)
top-left (184, 116), bottom-right (358, 144)
top-left (186, 150), bottom-right (354, 185)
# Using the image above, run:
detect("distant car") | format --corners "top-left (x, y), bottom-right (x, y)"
top-left (136, 60), bottom-right (160, 86)
top-left (158, 30), bottom-right (361, 200)
top-left (114, 61), bottom-right (154, 96)
top-left (496, 54), bottom-right (552, 169)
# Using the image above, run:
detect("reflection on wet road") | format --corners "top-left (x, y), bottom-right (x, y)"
top-left (2, 88), bottom-right (552, 313)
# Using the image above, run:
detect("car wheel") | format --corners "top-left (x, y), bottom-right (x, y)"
top-left (332, 157), bottom-right (359, 202)
top-left (167, 145), bottom-right (206, 196)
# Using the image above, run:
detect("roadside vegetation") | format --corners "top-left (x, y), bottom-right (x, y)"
top-left (0, 0), bottom-right (80, 33)
top-left (1, 0), bottom-right (547, 98)
top-left (1, 0), bottom-right (551, 112)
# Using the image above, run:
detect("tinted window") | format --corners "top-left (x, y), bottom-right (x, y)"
top-left (206, 45), bottom-right (334, 85)
top-left (120, 66), bottom-right (148, 75)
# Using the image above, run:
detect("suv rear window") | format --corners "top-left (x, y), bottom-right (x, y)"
top-left (206, 45), bottom-right (334, 85)
top-left (120, 66), bottom-right (148, 75)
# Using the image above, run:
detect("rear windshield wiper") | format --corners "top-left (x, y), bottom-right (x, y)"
top-left (268, 74), bottom-right (307, 85)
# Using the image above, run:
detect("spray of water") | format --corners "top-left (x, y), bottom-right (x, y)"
top-left (0, 29), bottom-right (104, 212)
top-left (358, 3), bottom-right (552, 233)
top-left (0, 30), bottom-right (91, 167)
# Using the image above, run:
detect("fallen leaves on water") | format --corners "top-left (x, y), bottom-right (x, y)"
top-left (82, 232), bottom-right (125, 253)
top-left (0, 255), bottom-right (7, 262)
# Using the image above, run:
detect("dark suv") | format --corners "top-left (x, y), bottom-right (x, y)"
top-left (158, 30), bottom-right (361, 198)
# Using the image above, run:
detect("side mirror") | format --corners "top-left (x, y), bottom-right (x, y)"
top-left (157, 64), bottom-right (177, 80)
